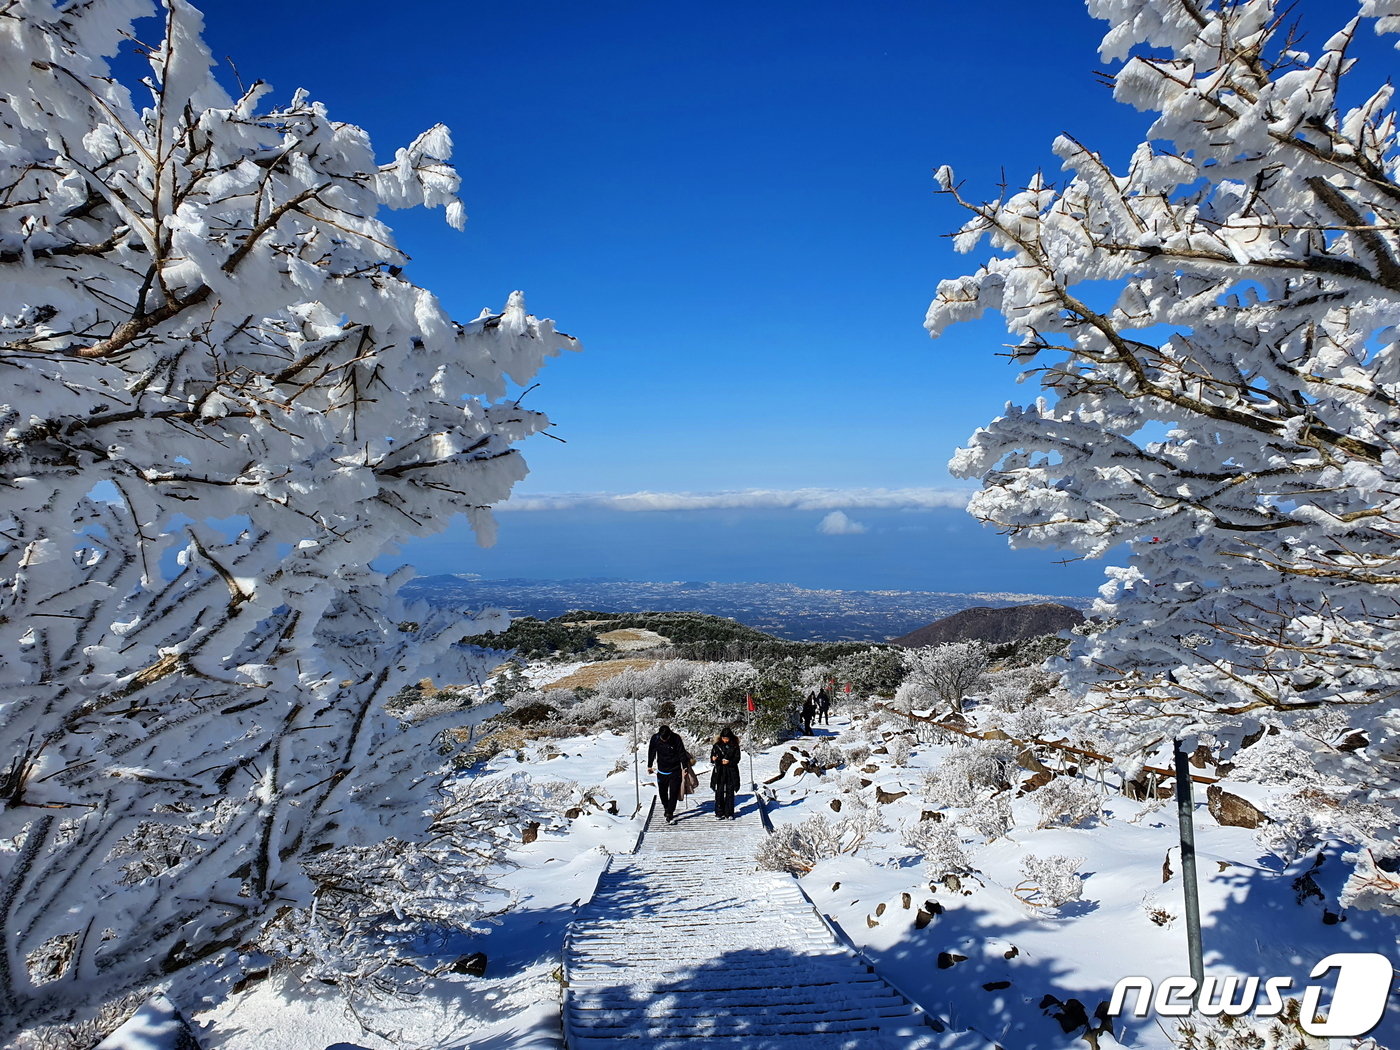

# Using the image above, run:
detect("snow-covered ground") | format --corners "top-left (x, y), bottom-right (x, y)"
top-left (195, 731), bottom-right (644, 1050)
top-left (193, 703), bottom-right (1397, 1050)
top-left (751, 713), bottom-right (1399, 1050)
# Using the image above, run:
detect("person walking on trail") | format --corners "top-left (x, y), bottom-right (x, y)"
top-left (710, 726), bottom-right (742, 820)
top-left (647, 724), bottom-right (692, 824)
top-left (801, 692), bottom-right (816, 736)
top-left (817, 686), bottom-right (832, 726)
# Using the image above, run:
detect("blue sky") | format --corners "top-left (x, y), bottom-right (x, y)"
top-left (184, 1), bottom-right (1393, 596)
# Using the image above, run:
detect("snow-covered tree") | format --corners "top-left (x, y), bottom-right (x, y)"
top-left (903, 641), bottom-right (988, 713)
top-left (929, 0), bottom-right (1400, 905)
top-left (0, 0), bottom-right (576, 1036)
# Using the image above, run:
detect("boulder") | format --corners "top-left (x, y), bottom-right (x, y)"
top-left (1019, 771), bottom-right (1054, 794)
top-left (764, 751), bottom-right (800, 784)
top-left (451, 951), bottom-right (488, 977)
top-left (1206, 785), bottom-right (1265, 828)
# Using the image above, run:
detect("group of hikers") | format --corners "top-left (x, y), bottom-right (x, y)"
top-left (800, 685), bottom-right (832, 736)
top-left (644, 685), bottom-right (834, 823)
top-left (646, 724), bottom-right (741, 823)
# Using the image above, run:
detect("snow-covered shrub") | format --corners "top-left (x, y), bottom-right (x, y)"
top-left (1340, 848), bottom-right (1400, 913)
top-left (1033, 776), bottom-right (1102, 829)
top-left (799, 665), bottom-right (836, 695)
top-left (843, 742), bottom-right (873, 767)
top-left (0, 1), bottom-right (576, 1036)
top-left (397, 690), bottom-right (479, 725)
top-left (887, 734), bottom-right (913, 768)
top-left (902, 819), bottom-right (973, 879)
top-left (540, 689), bottom-right (638, 736)
top-left (598, 660), bottom-right (700, 703)
top-left (893, 678), bottom-right (936, 715)
top-left (470, 726), bottom-right (532, 762)
top-left (965, 794), bottom-right (1013, 842)
top-left (1254, 802), bottom-right (1322, 863)
top-left (807, 740), bottom-right (845, 773)
top-left (756, 815), bottom-right (871, 874)
top-left (980, 705), bottom-right (1049, 744)
top-left (1016, 854), bottom-right (1086, 908)
top-left (922, 741), bottom-right (1014, 809)
top-left (489, 661), bottom-right (532, 704)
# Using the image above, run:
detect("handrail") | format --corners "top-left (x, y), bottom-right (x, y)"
top-left (875, 701), bottom-right (1222, 785)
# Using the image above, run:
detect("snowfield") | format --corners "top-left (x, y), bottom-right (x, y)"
top-left (193, 700), bottom-right (1398, 1050)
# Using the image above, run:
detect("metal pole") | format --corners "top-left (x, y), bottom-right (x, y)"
top-left (1173, 739), bottom-right (1205, 994)
top-left (632, 696), bottom-right (641, 817)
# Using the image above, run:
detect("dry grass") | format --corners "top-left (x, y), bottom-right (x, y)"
top-left (597, 627), bottom-right (669, 651)
top-left (542, 658), bottom-right (658, 692)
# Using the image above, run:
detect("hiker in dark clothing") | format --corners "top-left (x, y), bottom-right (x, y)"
top-left (647, 724), bottom-right (692, 823)
top-left (817, 687), bottom-right (832, 725)
top-left (801, 693), bottom-right (816, 735)
top-left (710, 726), bottom-right (742, 819)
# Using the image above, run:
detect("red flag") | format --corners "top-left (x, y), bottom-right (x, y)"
top-left (844, 682), bottom-right (852, 693)
top-left (746, 693), bottom-right (755, 712)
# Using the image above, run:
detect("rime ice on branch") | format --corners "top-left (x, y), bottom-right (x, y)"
top-left (928, 0), bottom-right (1400, 909)
top-left (0, 0), bottom-right (576, 1036)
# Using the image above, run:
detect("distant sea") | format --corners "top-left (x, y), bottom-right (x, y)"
top-left (401, 575), bottom-right (1096, 644)
top-left (394, 506), bottom-right (1120, 596)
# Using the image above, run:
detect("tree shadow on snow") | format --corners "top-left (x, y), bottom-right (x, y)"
top-left (1179, 849), bottom-right (1400, 1048)
top-left (566, 945), bottom-right (978, 1049)
top-left (843, 888), bottom-right (1125, 1050)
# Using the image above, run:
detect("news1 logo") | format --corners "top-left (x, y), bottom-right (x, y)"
top-left (1108, 953), bottom-right (1395, 1036)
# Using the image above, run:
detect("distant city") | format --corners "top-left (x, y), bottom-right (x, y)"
top-left (401, 575), bottom-right (1096, 644)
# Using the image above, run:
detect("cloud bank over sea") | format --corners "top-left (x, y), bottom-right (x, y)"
top-left (499, 487), bottom-right (973, 513)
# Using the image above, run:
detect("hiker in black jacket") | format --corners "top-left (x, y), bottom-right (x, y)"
top-left (710, 726), bottom-right (741, 819)
top-left (647, 724), bottom-right (692, 823)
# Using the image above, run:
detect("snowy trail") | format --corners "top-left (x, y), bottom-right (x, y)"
top-left (563, 788), bottom-right (976, 1049)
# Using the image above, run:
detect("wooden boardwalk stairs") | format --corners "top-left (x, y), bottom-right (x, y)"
top-left (563, 791), bottom-right (975, 1049)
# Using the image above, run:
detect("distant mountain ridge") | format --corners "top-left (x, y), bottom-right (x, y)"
top-left (402, 575), bottom-right (1094, 644)
top-left (890, 602), bottom-right (1086, 648)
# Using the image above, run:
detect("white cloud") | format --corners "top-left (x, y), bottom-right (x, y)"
top-left (817, 510), bottom-right (868, 535)
top-left (499, 486), bottom-right (972, 513)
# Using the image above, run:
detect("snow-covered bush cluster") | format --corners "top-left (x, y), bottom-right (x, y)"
top-left (1016, 854), bottom-right (1086, 909)
top-left (756, 812), bottom-right (881, 875)
top-left (0, 0), bottom-right (573, 1036)
top-left (930, 0), bottom-right (1400, 908)
top-left (598, 660), bottom-right (701, 705)
top-left (901, 819), bottom-right (973, 880)
top-left (922, 741), bottom-right (1015, 810)
top-left (1032, 775), bottom-right (1103, 830)
top-left (806, 740), bottom-right (845, 773)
